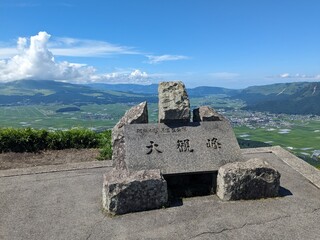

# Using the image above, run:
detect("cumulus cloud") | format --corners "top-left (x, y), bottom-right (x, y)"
top-left (147, 54), bottom-right (189, 64)
top-left (0, 48), bottom-right (17, 59)
top-left (0, 32), bottom-right (96, 82)
top-left (0, 31), bottom-right (153, 84)
top-left (90, 69), bottom-right (151, 84)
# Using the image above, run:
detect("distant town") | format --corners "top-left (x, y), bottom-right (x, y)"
top-left (220, 108), bottom-right (320, 161)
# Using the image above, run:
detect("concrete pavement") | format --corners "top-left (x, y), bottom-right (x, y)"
top-left (1, 147), bottom-right (320, 240)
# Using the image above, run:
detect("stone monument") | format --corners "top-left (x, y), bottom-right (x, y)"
top-left (158, 81), bottom-right (190, 123)
top-left (102, 81), bottom-right (281, 215)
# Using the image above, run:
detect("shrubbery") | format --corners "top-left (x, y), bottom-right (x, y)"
top-left (96, 130), bottom-right (113, 160)
top-left (0, 128), bottom-right (112, 160)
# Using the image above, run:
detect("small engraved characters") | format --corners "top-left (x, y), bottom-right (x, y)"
top-left (206, 137), bottom-right (222, 149)
top-left (146, 141), bottom-right (162, 155)
top-left (177, 139), bottom-right (194, 152)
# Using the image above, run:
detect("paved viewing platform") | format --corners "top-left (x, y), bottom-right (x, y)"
top-left (1, 146), bottom-right (320, 240)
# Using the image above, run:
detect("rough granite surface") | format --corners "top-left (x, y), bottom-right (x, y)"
top-left (158, 81), bottom-right (190, 123)
top-left (217, 158), bottom-right (281, 200)
top-left (193, 106), bottom-right (225, 122)
top-left (124, 121), bottom-right (243, 174)
top-left (102, 168), bottom-right (168, 215)
top-left (112, 101), bottom-right (148, 170)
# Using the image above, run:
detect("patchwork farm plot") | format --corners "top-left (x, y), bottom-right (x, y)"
top-left (0, 104), bottom-right (131, 130)
top-left (0, 96), bottom-right (319, 168)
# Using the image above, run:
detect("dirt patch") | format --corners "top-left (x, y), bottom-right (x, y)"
top-left (0, 148), bottom-right (108, 170)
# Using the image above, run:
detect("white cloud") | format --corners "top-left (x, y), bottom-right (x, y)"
top-left (0, 48), bottom-right (17, 58)
top-left (0, 36), bottom-right (139, 58)
top-left (0, 31), bottom-right (154, 84)
top-left (48, 37), bottom-right (139, 57)
top-left (278, 73), bottom-right (320, 79)
top-left (147, 54), bottom-right (189, 64)
top-left (90, 69), bottom-right (151, 84)
top-left (280, 73), bottom-right (290, 78)
top-left (0, 32), bottom-right (96, 82)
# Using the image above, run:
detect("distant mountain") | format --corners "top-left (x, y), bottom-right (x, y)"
top-left (0, 80), bottom-right (156, 106)
top-left (87, 83), bottom-right (158, 95)
top-left (1, 80), bottom-right (320, 115)
top-left (234, 82), bottom-right (310, 103)
top-left (87, 83), bottom-right (238, 97)
top-left (235, 82), bottom-right (320, 115)
top-left (187, 86), bottom-right (239, 97)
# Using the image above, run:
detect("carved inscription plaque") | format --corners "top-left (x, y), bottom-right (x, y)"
top-left (124, 121), bottom-right (243, 174)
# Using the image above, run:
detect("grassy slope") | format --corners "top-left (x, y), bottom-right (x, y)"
top-left (0, 84), bottom-right (318, 168)
top-left (0, 104), bottom-right (130, 130)
top-left (238, 82), bottom-right (320, 115)
top-left (0, 80), bottom-right (156, 106)
top-left (234, 122), bottom-right (320, 167)
top-left (242, 82), bottom-right (310, 95)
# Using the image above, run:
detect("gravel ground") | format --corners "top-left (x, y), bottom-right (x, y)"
top-left (0, 148), bottom-right (107, 170)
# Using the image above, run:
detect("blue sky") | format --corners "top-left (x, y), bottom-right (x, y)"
top-left (0, 0), bottom-right (319, 88)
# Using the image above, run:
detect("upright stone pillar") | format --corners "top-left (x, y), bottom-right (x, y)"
top-left (158, 81), bottom-right (190, 123)
top-left (103, 101), bottom-right (168, 215)
top-left (112, 101), bottom-right (148, 170)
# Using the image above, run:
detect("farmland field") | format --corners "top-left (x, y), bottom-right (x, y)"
top-left (234, 122), bottom-right (320, 167)
top-left (0, 98), bottom-right (319, 168)
top-left (0, 104), bottom-right (131, 130)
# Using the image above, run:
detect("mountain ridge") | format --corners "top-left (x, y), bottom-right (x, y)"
top-left (0, 79), bottom-right (319, 115)
top-left (0, 80), bottom-right (157, 106)
top-left (87, 83), bottom-right (238, 96)
top-left (234, 82), bottom-right (320, 114)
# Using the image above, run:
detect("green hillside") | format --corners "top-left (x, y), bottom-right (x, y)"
top-left (0, 80), bottom-right (157, 106)
top-left (241, 82), bottom-right (310, 95)
top-left (88, 83), bottom-right (238, 97)
top-left (1, 80), bottom-right (320, 115)
top-left (235, 82), bottom-right (320, 115)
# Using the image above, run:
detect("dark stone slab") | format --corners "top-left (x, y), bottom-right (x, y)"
top-left (124, 121), bottom-right (243, 175)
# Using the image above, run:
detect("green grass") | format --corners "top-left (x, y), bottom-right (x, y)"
top-left (0, 87), bottom-right (54, 96)
top-left (102, 89), bottom-right (146, 97)
top-left (0, 127), bottom-right (112, 159)
top-left (0, 97), bottom-right (319, 168)
top-left (244, 82), bottom-right (310, 95)
top-left (0, 104), bottom-right (132, 130)
top-left (234, 121), bottom-right (320, 168)
top-left (148, 102), bottom-right (158, 123)
top-left (0, 96), bottom-right (242, 129)
top-left (190, 95), bottom-right (245, 110)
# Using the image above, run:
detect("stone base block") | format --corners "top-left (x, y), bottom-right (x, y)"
top-left (102, 169), bottom-right (168, 215)
top-left (217, 158), bottom-right (281, 200)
